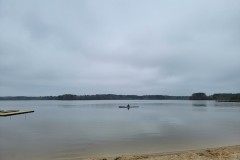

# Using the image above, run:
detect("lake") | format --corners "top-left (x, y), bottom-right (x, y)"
top-left (0, 100), bottom-right (240, 160)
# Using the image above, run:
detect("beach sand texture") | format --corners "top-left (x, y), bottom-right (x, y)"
top-left (84, 145), bottom-right (240, 160)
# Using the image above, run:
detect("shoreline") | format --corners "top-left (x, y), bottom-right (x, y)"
top-left (84, 145), bottom-right (240, 160)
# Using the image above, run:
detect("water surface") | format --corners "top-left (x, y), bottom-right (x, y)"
top-left (0, 100), bottom-right (240, 160)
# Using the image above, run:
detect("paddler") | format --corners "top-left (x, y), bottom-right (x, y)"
top-left (127, 104), bottom-right (130, 110)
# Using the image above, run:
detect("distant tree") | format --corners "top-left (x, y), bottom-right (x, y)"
top-left (190, 92), bottom-right (208, 100)
top-left (57, 94), bottom-right (78, 100)
top-left (211, 93), bottom-right (240, 101)
top-left (230, 94), bottom-right (240, 101)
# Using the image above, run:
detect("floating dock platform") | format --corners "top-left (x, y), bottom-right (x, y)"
top-left (0, 110), bottom-right (34, 117)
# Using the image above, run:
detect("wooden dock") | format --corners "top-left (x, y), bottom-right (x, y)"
top-left (0, 110), bottom-right (34, 117)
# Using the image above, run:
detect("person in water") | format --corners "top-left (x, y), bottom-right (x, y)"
top-left (127, 104), bottom-right (130, 110)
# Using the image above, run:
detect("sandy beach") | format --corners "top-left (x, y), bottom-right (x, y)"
top-left (84, 145), bottom-right (240, 160)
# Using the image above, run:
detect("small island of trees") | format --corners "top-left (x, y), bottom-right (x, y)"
top-left (190, 92), bottom-right (240, 102)
top-left (190, 92), bottom-right (208, 100)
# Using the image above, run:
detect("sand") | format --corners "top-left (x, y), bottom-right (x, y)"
top-left (84, 145), bottom-right (240, 160)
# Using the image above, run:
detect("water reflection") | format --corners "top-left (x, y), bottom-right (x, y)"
top-left (192, 101), bottom-right (207, 107)
top-left (213, 101), bottom-right (240, 112)
top-left (214, 101), bottom-right (240, 107)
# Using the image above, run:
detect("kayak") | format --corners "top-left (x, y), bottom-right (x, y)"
top-left (118, 106), bottom-right (139, 108)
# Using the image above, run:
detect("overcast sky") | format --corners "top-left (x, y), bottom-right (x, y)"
top-left (0, 0), bottom-right (240, 96)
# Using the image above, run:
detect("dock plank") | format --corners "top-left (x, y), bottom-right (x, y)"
top-left (0, 110), bottom-right (34, 116)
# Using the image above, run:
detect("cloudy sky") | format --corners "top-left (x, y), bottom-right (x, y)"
top-left (0, 0), bottom-right (239, 96)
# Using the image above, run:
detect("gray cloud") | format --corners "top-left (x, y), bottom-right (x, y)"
top-left (0, 0), bottom-right (240, 96)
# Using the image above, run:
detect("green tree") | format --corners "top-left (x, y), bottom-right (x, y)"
top-left (190, 92), bottom-right (208, 100)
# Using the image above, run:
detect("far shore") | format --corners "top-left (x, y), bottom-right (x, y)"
top-left (84, 145), bottom-right (240, 160)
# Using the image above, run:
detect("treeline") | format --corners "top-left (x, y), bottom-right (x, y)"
top-left (190, 92), bottom-right (240, 102)
top-left (210, 93), bottom-right (240, 102)
top-left (56, 94), bottom-right (189, 100)
top-left (1, 93), bottom-right (239, 101)
top-left (0, 96), bottom-right (57, 100)
top-left (0, 94), bottom-right (189, 100)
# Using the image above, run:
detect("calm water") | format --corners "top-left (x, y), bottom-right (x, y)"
top-left (0, 100), bottom-right (240, 160)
